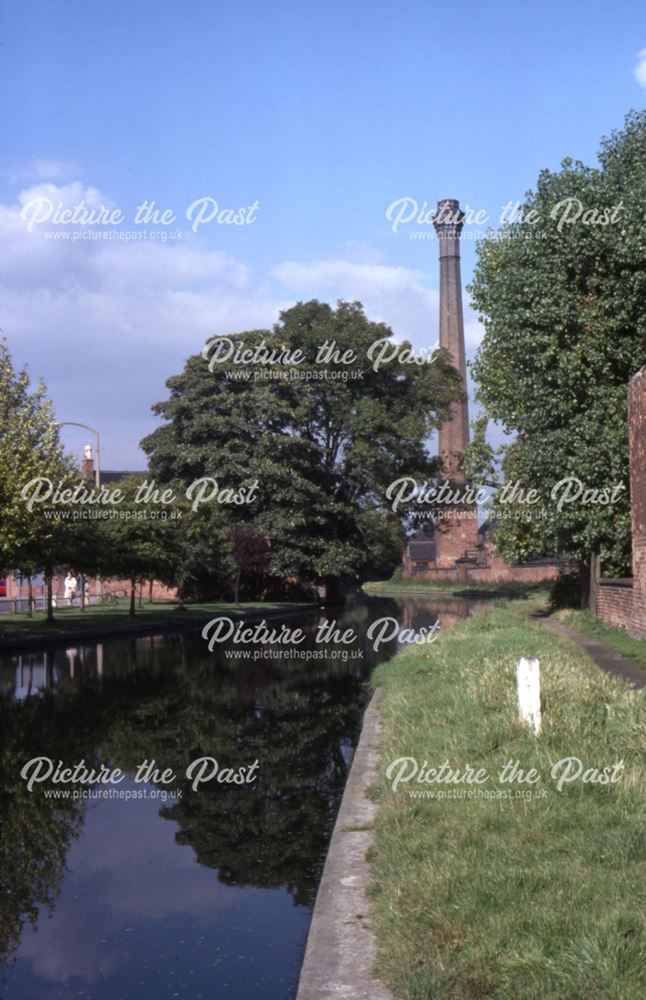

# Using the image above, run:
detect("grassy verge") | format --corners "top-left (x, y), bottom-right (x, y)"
top-left (370, 598), bottom-right (646, 999)
top-left (363, 578), bottom-right (549, 599)
top-left (553, 608), bottom-right (646, 671)
top-left (0, 598), bottom-right (307, 640)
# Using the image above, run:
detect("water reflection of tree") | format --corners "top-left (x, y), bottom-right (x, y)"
top-left (0, 596), bottom-right (403, 959)
top-left (0, 649), bottom-right (181, 974)
top-left (107, 640), bottom-right (375, 907)
top-left (0, 692), bottom-right (85, 971)
top-left (103, 602), bottom-right (402, 905)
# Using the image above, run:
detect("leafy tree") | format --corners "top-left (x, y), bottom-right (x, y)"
top-left (172, 497), bottom-right (234, 601)
top-left (0, 341), bottom-right (94, 620)
top-left (0, 340), bottom-right (62, 569)
top-left (96, 475), bottom-right (182, 615)
top-left (468, 111), bottom-right (646, 596)
top-left (96, 476), bottom-right (233, 612)
top-left (354, 509), bottom-right (406, 581)
top-left (142, 300), bottom-right (463, 590)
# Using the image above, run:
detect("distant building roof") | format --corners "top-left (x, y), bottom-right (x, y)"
top-left (100, 470), bottom-right (144, 484)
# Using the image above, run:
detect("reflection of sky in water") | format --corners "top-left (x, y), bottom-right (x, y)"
top-left (6, 782), bottom-right (308, 1000)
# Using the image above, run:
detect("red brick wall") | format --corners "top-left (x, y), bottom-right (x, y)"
top-left (93, 578), bottom-right (178, 601)
top-left (597, 581), bottom-right (634, 632)
top-left (433, 507), bottom-right (481, 569)
top-left (465, 561), bottom-right (561, 585)
top-left (628, 367), bottom-right (646, 637)
top-left (4, 573), bottom-right (177, 603)
top-left (402, 551), bottom-right (562, 586)
top-left (595, 367), bottom-right (646, 637)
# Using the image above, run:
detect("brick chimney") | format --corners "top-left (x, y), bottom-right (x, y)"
top-left (432, 199), bottom-right (480, 568)
top-left (433, 198), bottom-right (469, 481)
top-left (81, 444), bottom-right (94, 481)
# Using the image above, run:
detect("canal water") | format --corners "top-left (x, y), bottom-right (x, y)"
top-left (0, 595), bottom-right (487, 1000)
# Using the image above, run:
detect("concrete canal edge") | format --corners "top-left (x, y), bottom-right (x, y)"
top-left (296, 689), bottom-right (393, 1000)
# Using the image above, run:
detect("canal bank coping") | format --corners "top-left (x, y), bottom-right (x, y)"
top-left (296, 689), bottom-right (393, 1000)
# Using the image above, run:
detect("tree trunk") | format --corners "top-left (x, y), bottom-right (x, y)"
top-left (148, 579), bottom-right (153, 604)
top-left (27, 576), bottom-right (33, 618)
top-left (234, 571), bottom-right (241, 604)
top-left (46, 572), bottom-right (54, 624)
top-left (80, 575), bottom-right (86, 611)
top-left (129, 579), bottom-right (136, 617)
top-left (138, 582), bottom-right (144, 609)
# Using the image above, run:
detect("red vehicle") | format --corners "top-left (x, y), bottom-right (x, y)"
top-left (0, 578), bottom-right (6, 597)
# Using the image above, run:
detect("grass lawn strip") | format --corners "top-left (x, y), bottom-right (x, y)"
top-left (0, 599), bottom-right (308, 641)
top-left (369, 598), bottom-right (646, 999)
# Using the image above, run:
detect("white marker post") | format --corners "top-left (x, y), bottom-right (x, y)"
top-left (516, 657), bottom-right (541, 734)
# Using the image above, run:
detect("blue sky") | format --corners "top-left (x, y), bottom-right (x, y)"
top-left (1, 0), bottom-right (645, 467)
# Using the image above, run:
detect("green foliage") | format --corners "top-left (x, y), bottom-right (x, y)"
top-left (96, 476), bottom-right (233, 609)
top-left (549, 570), bottom-right (584, 610)
top-left (142, 300), bottom-right (463, 584)
top-left (0, 341), bottom-right (73, 575)
top-left (468, 111), bottom-right (646, 575)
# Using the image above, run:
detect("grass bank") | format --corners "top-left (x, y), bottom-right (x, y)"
top-left (0, 598), bottom-right (310, 642)
top-left (553, 608), bottom-right (646, 671)
top-left (363, 578), bottom-right (548, 599)
top-left (370, 598), bottom-right (646, 999)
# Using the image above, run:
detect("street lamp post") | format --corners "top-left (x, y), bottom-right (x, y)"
top-left (56, 421), bottom-right (101, 487)
top-left (56, 421), bottom-right (103, 603)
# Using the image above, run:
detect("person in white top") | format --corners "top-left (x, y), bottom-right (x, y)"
top-left (64, 572), bottom-right (78, 606)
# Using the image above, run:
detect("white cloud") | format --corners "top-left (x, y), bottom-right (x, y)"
top-left (272, 255), bottom-right (484, 356)
top-left (0, 180), bottom-right (288, 466)
top-left (18, 794), bottom-right (240, 983)
top-left (0, 179), bottom-right (468, 466)
top-left (635, 48), bottom-right (646, 88)
top-left (271, 257), bottom-right (440, 349)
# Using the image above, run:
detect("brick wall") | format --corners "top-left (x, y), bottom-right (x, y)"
top-left (628, 367), bottom-right (646, 637)
top-left (402, 548), bottom-right (562, 586)
top-left (465, 560), bottom-right (562, 585)
top-left (597, 580), bottom-right (634, 632)
top-left (595, 367), bottom-right (646, 637)
top-left (4, 573), bottom-right (177, 604)
top-left (433, 507), bottom-right (480, 569)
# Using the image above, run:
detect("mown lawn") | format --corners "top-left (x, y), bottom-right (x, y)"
top-left (370, 598), bottom-right (646, 999)
top-left (363, 578), bottom-right (549, 599)
top-left (0, 598), bottom-right (307, 640)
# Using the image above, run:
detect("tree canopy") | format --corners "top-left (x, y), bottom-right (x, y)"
top-left (468, 110), bottom-right (646, 577)
top-left (0, 341), bottom-right (71, 574)
top-left (142, 299), bottom-right (463, 585)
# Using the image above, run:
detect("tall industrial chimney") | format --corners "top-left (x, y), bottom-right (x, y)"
top-left (433, 198), bottom-right (469, 482)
